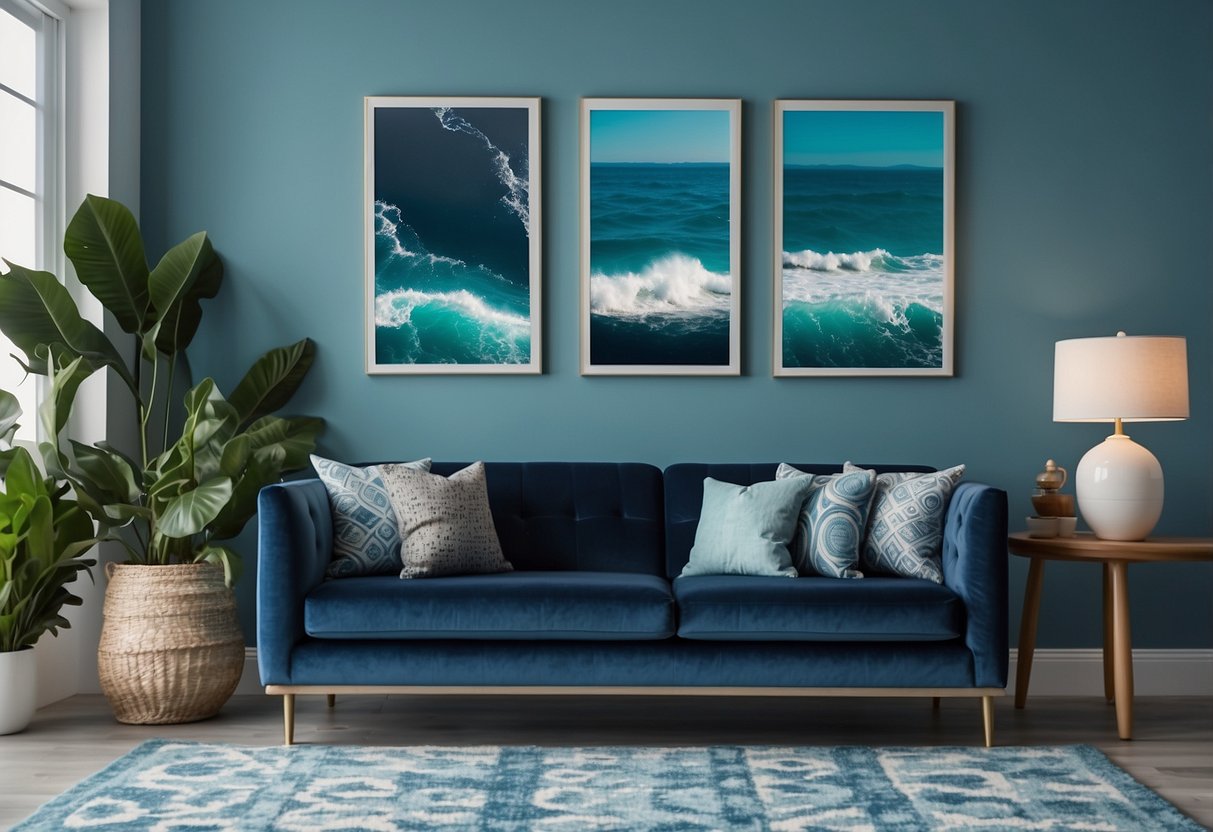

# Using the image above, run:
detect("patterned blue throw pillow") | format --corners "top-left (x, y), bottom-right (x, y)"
top-left (311, 455), bottom-right (431, 578)
top-left (844, 462), bottom-right (965, 583)
top-left (776, 464), bottom-right (876, 578)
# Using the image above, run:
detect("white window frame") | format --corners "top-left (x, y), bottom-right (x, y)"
top-left (0, 0), bottom-right (67, 442)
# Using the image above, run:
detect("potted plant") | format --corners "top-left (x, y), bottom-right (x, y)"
top-left (0, 195), bottom-right (324, 724)
top-left (0, 393), bottom-right (98, 734)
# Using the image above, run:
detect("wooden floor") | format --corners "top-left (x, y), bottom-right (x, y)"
top-left (1, 693), bottom-right (1210, 829)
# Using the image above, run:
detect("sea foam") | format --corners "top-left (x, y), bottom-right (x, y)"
top-left (782, 248), bottom-right (944, 314)
top-left (590, 254), bottom-right (731, 317)
top-left (433, 108), bottom-right (530, 235)
top-left (375, 288), bottom-right (529, 331)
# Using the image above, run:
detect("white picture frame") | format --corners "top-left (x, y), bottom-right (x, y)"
top-left (364, 96), bottom-right (542, 374)
top-left (773, 99), bottom-right (955, 377)
top-left (580, 98), bottom-right (741, 376)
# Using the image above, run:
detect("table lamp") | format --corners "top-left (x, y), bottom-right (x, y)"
top-left (1053, 332), bottom-right (1189, 540)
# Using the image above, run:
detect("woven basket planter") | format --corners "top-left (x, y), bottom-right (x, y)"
top-left (98, 562), bottom-right (244, 725)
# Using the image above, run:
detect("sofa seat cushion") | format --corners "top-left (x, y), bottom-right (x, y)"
top-left (673, 576), bottom-right (963, 641)
top-left (305, 571), bottom-right (675, 640)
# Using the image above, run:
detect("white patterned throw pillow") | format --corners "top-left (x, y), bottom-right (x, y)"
top-left (776, 464), bottom-right (876, 579)
top-left (845, 462), bottom-right (965, 583)
top-left (379, 461), bottom-right (513, 579)
top-left (311, 455), bottom-right (431, 578)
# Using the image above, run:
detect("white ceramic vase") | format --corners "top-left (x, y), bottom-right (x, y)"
top-left (0, 647), bottom-right (37, 735)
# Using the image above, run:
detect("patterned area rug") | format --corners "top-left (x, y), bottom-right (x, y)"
top-left (14, 741), bottom-right (1200, 830)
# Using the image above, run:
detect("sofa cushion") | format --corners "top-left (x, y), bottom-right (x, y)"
top-left (380, 462), bottom-right (513, 579)
top-left (311, 455), bottom-right (431, 578)
top-left (680, 477), bottom-right (815, 578)
top-left (304, 571), bottom-right (675, 640)
top-left (673, 575), bottom-right (964, 641)
top-left (846, 463), bottom-right (966, 583)
top-left (775, 464), bottom-right (876, 578)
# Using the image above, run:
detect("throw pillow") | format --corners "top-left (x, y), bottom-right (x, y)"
top-left (379, 461), bottom-right (513, 579)
top-left (844, 462), bottom-right (966, 583)
top-left (311, 455), bottom-right (432, 578)
top-left (679, 476), bottom-right (816, 578)
top-left (775, 464), bottom-right (876, 578)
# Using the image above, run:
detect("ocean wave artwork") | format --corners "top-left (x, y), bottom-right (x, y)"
top-left (366, 98), bottom-right (540, 373)
top-left (776, 103), bottom-right (954, 376)
top-left (582, 101), bottom-right (740, 375)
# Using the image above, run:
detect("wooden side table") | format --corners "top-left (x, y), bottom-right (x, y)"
top-left (1007, 531), bottom-right (1213, 740)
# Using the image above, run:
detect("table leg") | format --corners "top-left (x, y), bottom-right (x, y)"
top-left (1108, 560), bottom-right (1134, 740)
top-left (1014, 558), bottom-right (1045, 709)
top-left (1102, 564), bottom-right (1114, 703)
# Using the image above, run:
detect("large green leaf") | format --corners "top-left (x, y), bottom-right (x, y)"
top-left (195, 544), bottom-right (241, 588)
top-left (70, 441), bottom-right (141, 504)
top-left (3, 447), bottom-right (43, 501)
top-left (146, 232), bottom-right (212, 326)
top-left (153, 247), bottom-right (222, 355)
top-left (244, 415), bottom-right (325, 471)
top-left (155, 477), bottom-right (233, 538)
top-left (0, 263), bottom-right (134, 395)
top-left (207, 443), bottom-right (285, 542)
top-left (0, 389), bottom-right (20, 443)
top-left (63, 194), bottom-right (150, 333)
top-left (38, 349), bottom-right (91, 438)
top-left (227, 339), bottom-right (316, 426)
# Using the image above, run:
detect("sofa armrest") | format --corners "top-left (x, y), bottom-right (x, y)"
top-left (941, 482), bottom-right (1009, 688)
top-left (257, 479), bottom-right (332, 685)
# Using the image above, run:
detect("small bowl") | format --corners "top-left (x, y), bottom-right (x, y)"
top-left (1055, 516), bottom-right (1077, 538)
top-left (1026, 516), bottom-right (1059, 538)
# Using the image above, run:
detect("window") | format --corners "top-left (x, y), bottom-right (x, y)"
top-left (0, 0), bottom-right (61, 442)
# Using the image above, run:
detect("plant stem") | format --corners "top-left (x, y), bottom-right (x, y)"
top-left (162, 350), bottom-right (176, 456)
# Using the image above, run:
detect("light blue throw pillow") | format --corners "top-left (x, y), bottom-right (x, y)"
top-left (311, 455), bottom-right (432, 578)
top-left (680, 476), bottom-right (815, 578)
top-left (776, 464), bottom-right (876, 579)
top-left (844, 462), bottom-right (965, 584)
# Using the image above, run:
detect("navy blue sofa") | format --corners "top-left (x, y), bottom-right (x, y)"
top-left (258, 462), bottom-right (1008, 745)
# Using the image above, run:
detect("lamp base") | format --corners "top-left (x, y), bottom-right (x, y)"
top-left (1075, 434), bottom-right (1164, 541)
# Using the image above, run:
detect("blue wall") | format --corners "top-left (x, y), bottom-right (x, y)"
top-left (141, 0), bottom-right (1212, 648)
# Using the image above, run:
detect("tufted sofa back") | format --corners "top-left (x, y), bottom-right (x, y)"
top-left (429, 462), bottom-right (665, 574)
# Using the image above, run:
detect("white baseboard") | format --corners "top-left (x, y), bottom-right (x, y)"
top-left (236, 648), bottom-right (1213, 698)
top-left (1007, 648), bottom-right (1212, 696)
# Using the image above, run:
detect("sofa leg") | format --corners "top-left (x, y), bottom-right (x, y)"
top-left (283, 694), bottom-right (295, 746)
top-left (327, 694), bottom-right (336, 708)
top-left (981, 695), bottom-right (994, 747)
top-left (931, 696), bottom-right (941, 710)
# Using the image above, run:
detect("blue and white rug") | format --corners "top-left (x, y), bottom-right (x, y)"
top-left (14, 741), bottom-right (1200, 830)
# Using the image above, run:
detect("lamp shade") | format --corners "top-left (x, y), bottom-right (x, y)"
top-left (1053, 333), bottom-right (1189, 423)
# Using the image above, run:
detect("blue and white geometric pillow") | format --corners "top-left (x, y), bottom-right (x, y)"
top-left (776, 464), bottom-right (877, 578)
top-left (311, 455), bottom-right (431, 578)
top-left (844, 462), bottom-right (965, 583)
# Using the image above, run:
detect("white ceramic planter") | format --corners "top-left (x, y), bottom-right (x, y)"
top-left (0, 647), bottom-right (37, 735)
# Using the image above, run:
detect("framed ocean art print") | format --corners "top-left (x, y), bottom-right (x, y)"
top-left (580, 98), bottom-right (741, 375)
top-left (773, 100), bottom-right (954, 377)
top-left (364, 97), bottom-right (541, 374)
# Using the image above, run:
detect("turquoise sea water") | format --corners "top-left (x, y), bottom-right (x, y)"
top-left (589, 163), bottom-right (732, 366)
top-left (781, 166), bottom-right (944, 369)
top-left (374, 107), bottom-right (532, 366)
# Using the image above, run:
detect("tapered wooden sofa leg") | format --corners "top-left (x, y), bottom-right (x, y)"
top-left (982, 696), bottom-right (994, 747)
top-left (327, 694), bottom-right (336, 708)
top-left (931, 696), bottom-right (941, 710)
top-left (283, 694), bottom-right (295, 746)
